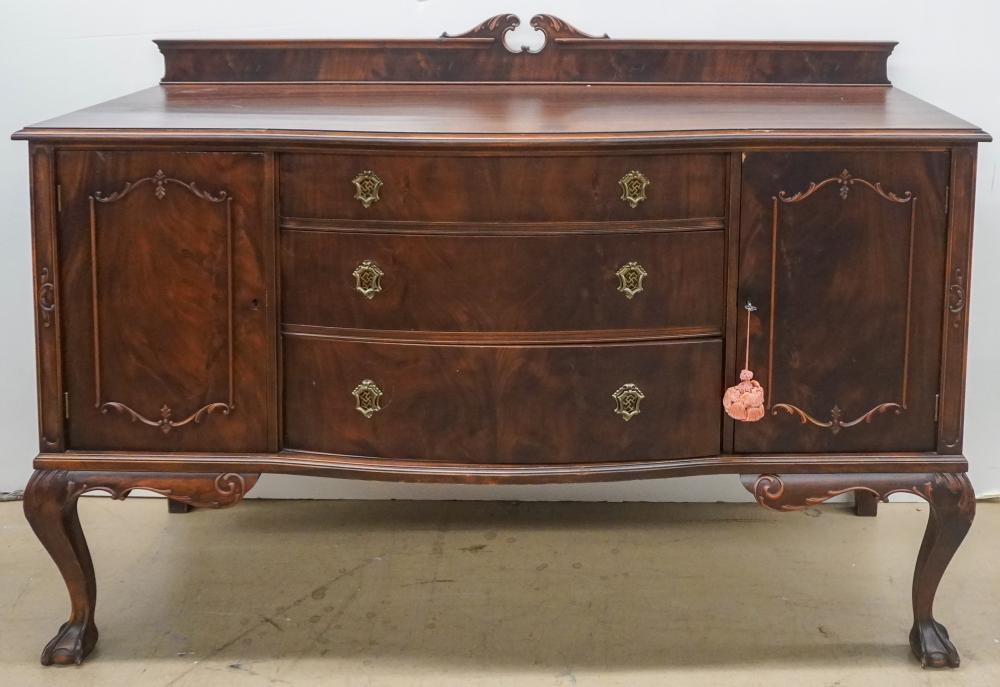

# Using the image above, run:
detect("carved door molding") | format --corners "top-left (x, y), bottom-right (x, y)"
top-left (56, 151), bottom-right (274, 452)
top-left (89, 170), bottom-right (235, 433)
top-left (766, 169), bottom-right (916, 434)
top-left (735, 152), bottom-right (949, 454)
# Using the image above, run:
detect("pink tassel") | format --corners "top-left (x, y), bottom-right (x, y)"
top-left (723, 369), bottom-right (765, 422)
top-left (723, 302), bottom-right (766, 423)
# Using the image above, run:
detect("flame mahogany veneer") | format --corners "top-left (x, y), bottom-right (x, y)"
top-left (13, 13), bottom-right (990, 669)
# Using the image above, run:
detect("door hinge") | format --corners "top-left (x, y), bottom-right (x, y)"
top-left (934, 393), bottom-right (940, 422)
top-left (64, 392), bottom-right (70, 419)
top-left (944, 185), bottom-right (950, 214)
top-left (56, 184), bottom-right (62, 213)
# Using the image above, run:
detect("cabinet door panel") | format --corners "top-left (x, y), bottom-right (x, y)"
top-left (735, 152), bottom-right (948, 453)
top-left (57, 151), bottom-right (274, 452)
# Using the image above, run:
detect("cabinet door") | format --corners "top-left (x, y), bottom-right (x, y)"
top-left (57, 152), bottom-right (275, 452)
top-left (735, 152), bottom-right (948, 453)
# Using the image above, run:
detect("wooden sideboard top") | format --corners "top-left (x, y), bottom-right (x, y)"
top-left (11, 14), bottom-right (989, 145)
top-left (13, 83), bottom-right (989, 145)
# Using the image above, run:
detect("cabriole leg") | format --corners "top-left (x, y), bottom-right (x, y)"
top-left (741, 471), bottom-right (975, 669)
top-left (909, 473), bottom-right (975, 668)
top-left (23, 470), bottom-right (98, 666)
top-left (22, 468), bottom-right (258, 666)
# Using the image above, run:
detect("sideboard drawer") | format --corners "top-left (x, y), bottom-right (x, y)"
top-left (283, 335), bottom-right (722, 463)
top-left (279, 153), bottom-right (727, 223)
top-left (281, 229), bottom-right (724, 334)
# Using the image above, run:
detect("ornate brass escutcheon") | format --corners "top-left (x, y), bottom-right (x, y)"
top-left (616, 261), bottom-right (647, 299)
top-left (352, 379), bottom-right (383, 419)
top-left (351, 170), bottom-right (383, 208)
top-left (352, 260), bottom-right (384, 299)
top-left (618, 170), bottom-right (650, 208)
top-left (612, 383), bottom-right (645, 422)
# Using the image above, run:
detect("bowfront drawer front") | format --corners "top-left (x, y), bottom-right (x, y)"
top-left (283, 335), bottom-right (722, 463)
top-left (279, 153), bottom-right (726, 223)
top-left (281, 229), bottom-right (724, 334)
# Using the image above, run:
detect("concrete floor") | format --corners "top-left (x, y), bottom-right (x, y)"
top-left (1, 498), bottom-right (998, 686)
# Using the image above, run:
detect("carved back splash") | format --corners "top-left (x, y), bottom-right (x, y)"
top-left (156, 14), bottom-right (895, 85)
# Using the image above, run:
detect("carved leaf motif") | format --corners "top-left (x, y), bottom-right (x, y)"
top-left (777, 169), bottom-right (913, 205)
top-left (772, 402), bottom-right (903, 434)
top-left (529, 14), bottom-right (609, 41)
top-left (100, 401), bottom-right (231, 433)
top-left (92, 171), bottom-right (228, 204)
top-left (441, 14), bottom-right (521, 40)
top-left (154, 169), bottom-right (167, 199)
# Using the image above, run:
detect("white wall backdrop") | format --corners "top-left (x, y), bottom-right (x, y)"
top-left (1, 0), bottom-right (996, 501)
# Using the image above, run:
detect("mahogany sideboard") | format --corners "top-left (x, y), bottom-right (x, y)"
top-left (13, 14), bottom-right (990, 669)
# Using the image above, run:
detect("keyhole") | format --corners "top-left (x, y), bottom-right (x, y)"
top-left (249, 298), bottom-right (260, 310)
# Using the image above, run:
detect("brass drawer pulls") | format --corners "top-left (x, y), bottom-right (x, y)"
top-left (355, 169), bottom-right (652, 210)
top-left (352, 379), bottom-right (383, 418)
top-left (352, 259), bottom-right (384, 299)
top-left (352, 170), bottom-right (383, 208)
top-left (612, 383), bottom-right (645, 422)
top-left (352, 379), bottom-right (645, 423)
top-left (616, 261), bottom-right (647, 299)
top-left (619, 170), bottom-right (650, 208)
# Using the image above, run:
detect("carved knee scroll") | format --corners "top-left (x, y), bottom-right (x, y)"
top-left (23, 470), bottom-right (258, 666)
top-left (740, 472), bottom-right (975, 669)
top-left (57, 470), bottom-right (260, 508)
top-left (739, 472), bottom-right (970, 512)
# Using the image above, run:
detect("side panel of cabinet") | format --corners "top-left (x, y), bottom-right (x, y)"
top-left (735, 151), bottom-right (949, 453)
top-left (56, 151), bottom-right (276, 452)
top-left (29, 145), bottom-right (65, 452)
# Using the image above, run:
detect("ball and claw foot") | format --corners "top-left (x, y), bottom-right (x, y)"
top-left (40, 620), bottom-right (98, 666)
top-left (910, 620), bottom-right (960, 669)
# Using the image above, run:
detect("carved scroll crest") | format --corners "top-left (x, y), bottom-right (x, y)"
top-left (442, 13), bottom-right (608, 54)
